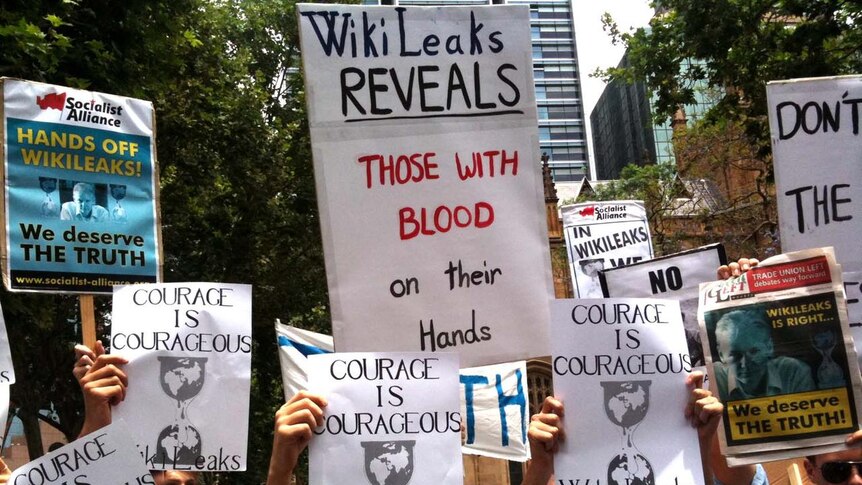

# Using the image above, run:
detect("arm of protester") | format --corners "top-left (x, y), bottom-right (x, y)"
top-left (78, 353), bottom-right (129, 437)
top-left (0, 457), bottom-right (10, 485)
top-left (73, 340), bottom-right (106, 385)
top-left (716, 258), bottom-right (759, 280)
top-left (686, 372), bottom-right (758, 485)
top-left (266, 391), bottom-right (328, 485)
top-left (522, 396), bottom-right (564, 485)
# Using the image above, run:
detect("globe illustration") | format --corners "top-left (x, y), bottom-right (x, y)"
top-left (158, 356), bottom-right (206, 402)
top-left (608, 452), bottom-right (655, 485)
top-left (601, 381), bottom-right (650, 428)
top-left (362, 440), bottom-right (415, 485)
top-left (156, 423), bottom-right (202, 466)
top-left (156, 357), bottom-right (207, 466)
top-left (601, 381), bottom-right (654, 485)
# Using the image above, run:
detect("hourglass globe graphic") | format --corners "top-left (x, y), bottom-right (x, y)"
top-left (156, 357), bottom-right (207, 465)
top-left (39, 177), bottom-right (58, 217)
top-left (601, 380), bottom-right (655, 485)
top-left (109, 184), bottom-right (127, 222)
top-left (812, 330), bottom-right (845, 388)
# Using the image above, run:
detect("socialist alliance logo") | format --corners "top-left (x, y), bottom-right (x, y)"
top-left (34, 90), bottom-right (124, 128)
top-left (36, 92), bottom-right (67, 111)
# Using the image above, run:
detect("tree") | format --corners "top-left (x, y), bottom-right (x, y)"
top-left (580, 163), bottom-right (686, 254)
top-left (1, 1), bottom-right (331, 482)
top-left (582, 119), bottom-right (780, 261)
top-left (600, 0), bottom-right (862, 142)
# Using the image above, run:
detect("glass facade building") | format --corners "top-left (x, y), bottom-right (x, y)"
top-left (591, 54), bottom-right (718, 179)
top-left (361, 0), bottom-right (590, 181)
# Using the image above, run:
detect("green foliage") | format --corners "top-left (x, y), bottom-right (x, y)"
top-left (1, 0), bottom-right (331, 482)
top-left (581, 163), bottom-right (684, 253)
top-left (599, 0), bottom-right (862, 140)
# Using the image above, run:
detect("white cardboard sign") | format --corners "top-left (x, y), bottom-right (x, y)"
top-left (8, 420), bottom-right (153, 484)
top-left (275, 323), bottom-right (529, 461)
top-left (767, 76), bottom-right (862, 268)
top-left (460, 360), bottom-right (530, 461)
top-left (550, 298), bottom-right (704, 485)
top-left (308, 352), bottom-right (463, 485)
top-left (298, 4), bottom-right (552, 367)
top-left (111, 283), bottom-right (252, 471)
top-left (600, 244), bottom-right (726, 367)
top-left (562, 201), bottom-right (654, 298)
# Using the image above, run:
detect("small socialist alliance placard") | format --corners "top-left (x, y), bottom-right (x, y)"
top-left (297, 5), bottom-right (552, 367)
top-left (308, 352), bottom-right (463, 485)
top-left (562, 201), bottom-right (654, 298)
top-left (0, 78), bottom-right (161, 293)
top-left (111, 283), bottom-right (252, 471)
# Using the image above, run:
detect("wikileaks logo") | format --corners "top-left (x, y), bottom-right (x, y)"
top-left (362, 440), bottom-right (415, 485)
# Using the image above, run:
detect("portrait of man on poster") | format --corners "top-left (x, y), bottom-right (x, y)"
top-left (712, 307), bottom-right (815, 400)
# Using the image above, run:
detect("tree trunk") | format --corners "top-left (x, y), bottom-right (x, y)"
top-left (19, 408), bottom-right (44, 461)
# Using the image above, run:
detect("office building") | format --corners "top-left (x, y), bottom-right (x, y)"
top-left (591, 52), bottom-right (718, 179)
top-left (361, 0), bottom-right (591, 182)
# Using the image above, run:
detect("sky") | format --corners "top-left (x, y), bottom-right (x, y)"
top-left (571, 0), bottom-right (654, 175)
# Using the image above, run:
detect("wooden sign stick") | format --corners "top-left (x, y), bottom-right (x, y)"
top-left (80, 295), bottom-right (96, 349)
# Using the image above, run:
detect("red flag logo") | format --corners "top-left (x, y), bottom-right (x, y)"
top-left (36, 92), bottom-right (67, 111)
top-left (578, 206), bottom-right (595, 217)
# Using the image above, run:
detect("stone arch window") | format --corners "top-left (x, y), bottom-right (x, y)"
top-left (526, 359), bottom-right (553, 415)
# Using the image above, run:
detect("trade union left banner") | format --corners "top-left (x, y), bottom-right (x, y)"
top-left (0, 78), bottom-right (161, 293)
top-left (297, 5), bottom-right (553, 367)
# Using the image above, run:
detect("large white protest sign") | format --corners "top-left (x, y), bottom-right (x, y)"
top-left (460, 360), bottom-right (529, 461)
top-left (1, 78), bottom-right (162, 293)
top-left (298, 5), bottom-right (552, 367)
top-left (275, 322), bottom-right (529, 461)
top-left (767, 76), bottom-right (862, 268)
top-left (562, 201), bottom-right (654, 298)
top-left (600, 244), bottom-right (727, 367)
top-left (276, 321), bottom-right (334, 400)
top-left (0, 304), bottom-right (13, 383)
top-left (8, 420), bottom-right (153, 485)
top-left (551, 298), bottom-right (703, 485)
top-left (111, 283), bottom-right (252, 471)
top-left (309, 352), bottom-right (462, 485)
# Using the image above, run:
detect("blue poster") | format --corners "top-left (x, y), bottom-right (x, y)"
top-left (1, 78), bottom-right (161, 293)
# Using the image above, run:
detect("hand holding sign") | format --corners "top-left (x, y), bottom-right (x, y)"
top-left (73, 340), bottom-right (106, 384)
top-left (685, 372), bottom-right (722, 441)
top-left (267, 391), bottom-right (328, 485)
top-left (524, 396), bottom-right (564, 485)
top-left (716, 258), bottom-right (760, 279)
top-left (79, 350), bottom-right (128, 436)
top-left (0, 458), bottom-right (9, 484)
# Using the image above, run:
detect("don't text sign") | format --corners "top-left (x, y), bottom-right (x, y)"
top-left (767, 76), bottom-right (862, 268)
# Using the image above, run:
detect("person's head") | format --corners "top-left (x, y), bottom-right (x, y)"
top-left (110, 184), bottom-right (126, 200)
top-left (580, 258), bottom-right (604, 277)
top-left (72, 182), bottom-right (96, 217)
top-left (152, 470), bottom-right (199, 485)
top-left (714, 309), bottom-right (773, 389)
top-left (39, 177), bottom-right (57, 193)
top-left (805, 448), bottom-right (862, 485)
